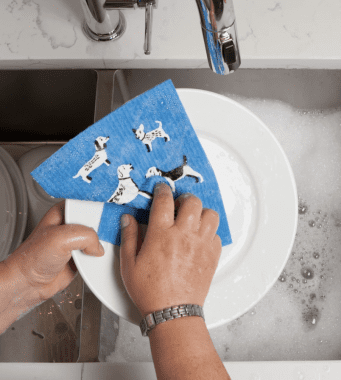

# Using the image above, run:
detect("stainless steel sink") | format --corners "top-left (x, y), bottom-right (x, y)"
top-left (0, 69), bottom-right (124, 363)
top-left (1, 68), bottom-right (341, 363)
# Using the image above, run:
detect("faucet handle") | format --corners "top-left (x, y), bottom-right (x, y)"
top-left (138, 0), bottom-right (157, 55)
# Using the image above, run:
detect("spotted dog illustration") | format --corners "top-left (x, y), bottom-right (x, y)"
top-left (132, 121), bottom-right (170, 153)
top-left (73, 136), bottom-right (111, 184)
top-left (145, 156), bottom-right (204, 192)
top-left (108, 164), bottom-right (152, 205)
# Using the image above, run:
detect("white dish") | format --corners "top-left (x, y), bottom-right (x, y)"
top-left (0, 157), bottom-right (16, 262)
top-left (0, 147), bottom-right (28, 255)
top-left (18, 146), bottom-right (64, 239)
top-left (66, 89), bottom-right (298, 328)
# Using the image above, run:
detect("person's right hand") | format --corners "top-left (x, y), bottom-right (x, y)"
top-left (119, 182), bottom-right (222, 318)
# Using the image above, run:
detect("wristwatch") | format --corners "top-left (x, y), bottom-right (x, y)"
top-left (140, 304), bottom-right (205, 337)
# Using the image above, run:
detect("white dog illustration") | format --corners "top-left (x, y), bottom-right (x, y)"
top-left (132, 121), bottom-right (170, 153)
top-left (145, 156), bottom-right (203, 192)
top-left (73, 136), bottom-right (110, 184)
top-left (108, 164), bottom-right (152, 205)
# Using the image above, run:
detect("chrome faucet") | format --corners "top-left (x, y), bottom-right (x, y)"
top-left (79, 0), bottom-right (241, 75)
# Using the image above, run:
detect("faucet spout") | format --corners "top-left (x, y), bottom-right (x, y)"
top-left (195, 0), bottom-right (241, 75)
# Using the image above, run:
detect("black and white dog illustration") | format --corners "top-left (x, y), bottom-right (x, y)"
top-left (73, 136), bottom-right (111, 184)
top-left (132, 121), bottom-right (170, 153)
top-left (145, 156), bottom-right (204, 192)
top-left (108, 164), bottom-right (152, 205)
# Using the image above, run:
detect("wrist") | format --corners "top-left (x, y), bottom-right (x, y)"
top-left (141, 304), bottom-right (205, 338)
top-left (148, 313), bottom-right (206, 338)
top-left (1, 256), bottom-right (42, 308)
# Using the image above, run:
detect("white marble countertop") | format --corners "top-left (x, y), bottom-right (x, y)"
top-left (1, 0), bottom-right (341, 70)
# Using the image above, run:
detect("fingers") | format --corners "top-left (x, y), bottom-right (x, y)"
top-left (174, 193), bottom-right (203, 231)
top-left (35, 201), bottom-right (66, 231)
top-left (212, 234), bottom-right (222, 265)
top-left (120, 214), bottom-right (138, 275)
top-left (198, 208), bottom-right (220, 241)
top-left (147, 183), bottom-right (174, 233)
top-left (54, 224), bottom-right (104, 257)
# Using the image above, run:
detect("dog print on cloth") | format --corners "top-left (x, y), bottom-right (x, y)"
top-left (145, 155), bottom-right (204, 193)
top-left (108, 164), bottom-right (152, 205)
top-left (73, 136), bottom-right (111, 184)
top-left (132, 121), bottom-right (170, 153)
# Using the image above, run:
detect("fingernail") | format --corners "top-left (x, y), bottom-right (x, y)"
top-left (154, 182), bottom-right (170, 195)
top-left (154, 182), bottom-right (163, 194)
top-left (121, 214), bottom-right (130, 228)
top-left (178, 193), bottom-right (191, 202)
top-left (99, 242), bottom-right (105, 255)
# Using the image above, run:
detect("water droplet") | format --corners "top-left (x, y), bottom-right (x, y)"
top-left (292, 276), bottom-right (296, 281)
top-left (302, 306), bottom-right (320, 329)
top-left (308, 220), bottom-right (315, 227)
top-left (313, 252), bottom-right (320, 259)
top-left (301, 267), bottom-right (314, 280)
top-left (289, 284), bottom-right (293, 288)
top-left (298, 203), bottom-right (308, 214)
top-left (294, 289), bottom-right (298, 293)
top-left (303, 279), bottom-right (307, 284)
top-left (297, 279), bottom-right (300, 283)
top-left (317, 224), bottom-right (322, 229)
top-left (278, 275), bottom-right (286, 282)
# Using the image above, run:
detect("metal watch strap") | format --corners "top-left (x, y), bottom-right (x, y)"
top-left (140, 304), bottom-right (205, 337)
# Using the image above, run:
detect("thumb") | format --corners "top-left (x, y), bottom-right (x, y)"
top-left (120, 214), bottom-right (138, 276)
top-left (36, 201), bottom-right (65, 231)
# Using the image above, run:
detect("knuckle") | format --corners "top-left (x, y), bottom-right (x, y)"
top-left (213, 235), bottom-right (222, 255)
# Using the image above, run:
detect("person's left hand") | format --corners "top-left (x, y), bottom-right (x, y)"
top-left (5, 201), bottom-right (104, 302)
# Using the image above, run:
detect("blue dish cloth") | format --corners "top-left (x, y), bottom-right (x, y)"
top-left (31, 79), bottom-right (232, 247)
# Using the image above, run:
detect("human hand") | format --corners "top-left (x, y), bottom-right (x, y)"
top-left (119, 183), bottom-right (222, 318)
top-left (5, 201), bottom-right (104, 302)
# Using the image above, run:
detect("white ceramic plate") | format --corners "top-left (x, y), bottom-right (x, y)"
top-left (65, 89), bottom-right (298, 328)
top-left (0, 147), bottom-right (28, 255)
top-left (0, 157), bottom-right (16, 262)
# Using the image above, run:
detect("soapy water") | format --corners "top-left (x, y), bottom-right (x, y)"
top-left (105, 95), bottom-right (341, 363)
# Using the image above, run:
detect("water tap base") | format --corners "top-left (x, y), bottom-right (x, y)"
top-left (82, 11), bottom-right (126, 42)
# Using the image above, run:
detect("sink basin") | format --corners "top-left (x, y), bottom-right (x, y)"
top-left (103, 68), bottom-right (341, 363)
top-left (1, 68), bottom-right (341, 364)
top-left (0, 69), bottom-right (128, 363)
top-left (0, 69), bottom-right (97, 363)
